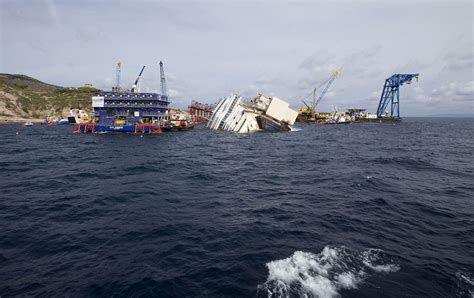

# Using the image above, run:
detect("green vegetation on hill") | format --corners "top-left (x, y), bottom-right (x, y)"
top-left (0, 73), bottom-right (100, 119)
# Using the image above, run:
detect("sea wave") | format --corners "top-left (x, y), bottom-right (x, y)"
top-left (257, 246), bottom-right (399, 298)
top-left (456, 271), bottom-right (474, 298)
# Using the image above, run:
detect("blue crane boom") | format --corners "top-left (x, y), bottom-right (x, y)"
top-left (315, 69), bottom-right (341, 109)
top-left (376, 73), bottom-right (419, 118)
top-left (300, 69), bottom-right (340, 119)
top-left (131, 65), bottom-right (146, 93)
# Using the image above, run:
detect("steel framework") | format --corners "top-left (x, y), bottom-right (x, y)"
top-left (115, 61), bottom-right (122, 90)
top-left (377, 73), bottom-right (419, 118)
top-left (131, 65), bottom-right (146, 93)
top-left (315, 69), bottom-right (341, 109)
top-left (160, 61), bottom-right (167, 98)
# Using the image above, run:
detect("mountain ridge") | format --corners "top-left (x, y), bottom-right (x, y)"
top-left (0, 73), bottom-right (100, 121)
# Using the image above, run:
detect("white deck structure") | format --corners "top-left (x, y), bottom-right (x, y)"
top-left (206, 94), bottom-right (298, 133)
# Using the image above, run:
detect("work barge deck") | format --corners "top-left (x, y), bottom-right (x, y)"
top-left (75, 91), bottom-right (169, 134)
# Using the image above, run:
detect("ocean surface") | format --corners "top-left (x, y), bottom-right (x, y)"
top-left (1, 118), bottom-right (473, 297)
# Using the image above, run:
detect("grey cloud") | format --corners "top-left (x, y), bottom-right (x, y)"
top-left (297, 45), bottom-right (383, 91)
top-left (1, 0), bottom-right (473, 115)
top-left (442, 52), bottom-right (474, 72)
top-left (431, 81), bottom-right (474, 102)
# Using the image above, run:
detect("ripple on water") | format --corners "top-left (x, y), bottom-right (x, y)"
top-left (0, 119), bottom-right (473, 297)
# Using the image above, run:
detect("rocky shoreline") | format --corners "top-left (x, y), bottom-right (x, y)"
top-left (0, 116), bottom-right (46, 124)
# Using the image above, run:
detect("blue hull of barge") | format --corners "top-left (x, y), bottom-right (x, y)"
top-left (76, 123), bottom-right (161, 134)
top-left (93, 125), bottom-right (137, 132)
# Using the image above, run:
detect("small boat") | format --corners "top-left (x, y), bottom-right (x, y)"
top-left (324, 109), bottom-right (353, 124)
top-left (161, 119), bottom-right (195, 132)
top-left (57, 119), bottom-right (69, 125)
top-left (24, 121), bottom-right (33, 126)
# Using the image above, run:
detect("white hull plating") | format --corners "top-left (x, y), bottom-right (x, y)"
top-left (206, 94), bottom-right (260, 133)
top-left (206, 94), bottom-right (298, 133)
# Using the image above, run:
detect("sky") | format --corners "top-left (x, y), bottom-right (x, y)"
top-left (1, 0), bottom-right (473, 116)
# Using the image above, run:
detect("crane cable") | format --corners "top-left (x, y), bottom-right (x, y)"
top-left (297, 71), bottom-right (338, 106)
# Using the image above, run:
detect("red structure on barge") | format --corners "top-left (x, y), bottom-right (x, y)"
top-left (189, 101), bottom-right (213, 123)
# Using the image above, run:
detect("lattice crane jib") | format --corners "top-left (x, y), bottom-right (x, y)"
top-left (376, 73), bottom-right (419, 118)
top-left (115, 61), bottom-right (122, 90)
top-left (160, 61), bottom-right (168, 100)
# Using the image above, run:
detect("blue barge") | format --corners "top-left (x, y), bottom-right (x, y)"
top-left (76, 62), bottom-right (171, 134)
top-left (76, 91), bottom-right (170, 134)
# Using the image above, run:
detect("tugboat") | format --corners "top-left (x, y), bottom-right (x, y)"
top-left (161, 119), bottom-right (194, 132)
top-left (75, 62), bottom-right (170, 134)
top-left (161, 109), bottom-right (195, 131)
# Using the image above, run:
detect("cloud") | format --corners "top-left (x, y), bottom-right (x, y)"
top-left (408, 86), bottom-right (436, 104)
top-left (431, 81), bottom-right (474, 102)
top-left (168, 88), bottom-right (180, 97)
top-left (366, 90), bottom-right (380, 102)
top-left (1, 0), bottom-right (473, 116)
top-left (239, 75), bottom-right (286, 99)
top-left (442, 52), bottom-right (474, 72)
top-left (398, 81), bottom-right (473, 112)
top-left (46, 0), bottom-right (61, 27)
top-left (325, 91), bottom-right (337, 99)
top-left (297, 45), bottom-right (383, 92)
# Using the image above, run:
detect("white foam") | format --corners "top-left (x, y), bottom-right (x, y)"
top-left (364, 263), bottom-right (399, 273)
top-left (361, 248), bottom-right (399, 273)
top-left (259, 246), bottom-right (399, 297)
top-left (336, 272), bottom-right (359, 288)
top-left (456, 272), bottom-right (474, 298)
top-left (301, 274), bottom-right (338, 298)
top-left (457, 272), bottom-right (474, 286)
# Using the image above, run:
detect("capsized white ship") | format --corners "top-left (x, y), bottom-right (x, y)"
top-left (206, 94), bottom-right (298, 133)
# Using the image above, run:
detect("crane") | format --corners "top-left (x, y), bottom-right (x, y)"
top-left (160, 61), bottom-right (168, 100)
top-left (114, 61), bottom-right (122, 92)
top-left (376, 73), bottom-right (419, 118)
top-left (131, 65), bottom-right (146, 93)
top-left (314, 69), bottom-right (340, 109)
top-left (300, 69), bottom-right (341, 121)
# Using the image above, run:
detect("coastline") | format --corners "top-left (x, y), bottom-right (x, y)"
top-left (0, 116), bottom-right (46, 124)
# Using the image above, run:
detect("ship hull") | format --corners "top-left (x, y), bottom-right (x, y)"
top-left (75, 123), bottom-right (161, 134)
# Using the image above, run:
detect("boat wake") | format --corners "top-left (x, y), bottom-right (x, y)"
top-left (257, 246), bottom-right (399, 298)
top-left (456, 271), bottom-right (474, 298)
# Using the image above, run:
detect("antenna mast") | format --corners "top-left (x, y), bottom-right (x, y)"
top-left (115, 61), bottom-right (122, 91)
top-left (160, 61), bottom-right (168, 99)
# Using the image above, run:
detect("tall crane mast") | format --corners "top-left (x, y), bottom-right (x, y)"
top-left (301, 69), bottom-right (341, 119)
top-left (160, 61), bottom-right (168, 99)
top-left (376, 73), bottom-right (419, 118)
top-left (131, 65), bottom-right (146, 93)
top-left (115, 61), bottom-right (122, 92)
top-left (314, 69), bottom-right (341, 110)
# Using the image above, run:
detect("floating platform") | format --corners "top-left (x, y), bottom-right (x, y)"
top-left (74, 122), bottom-right (161, 134)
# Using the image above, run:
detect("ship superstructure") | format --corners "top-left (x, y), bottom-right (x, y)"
top-left (206, 94), bottom-right (298, 133)
top-left (76, 62), bottom-right (170, 134)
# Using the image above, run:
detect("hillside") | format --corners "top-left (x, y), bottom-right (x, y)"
top-left (0, 74), bottom-right (100, 120)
